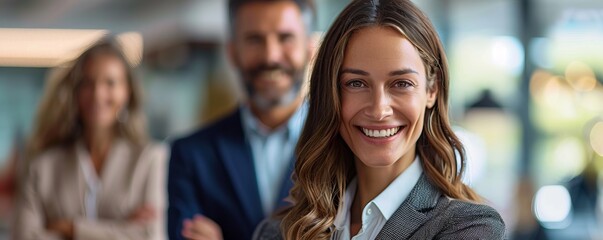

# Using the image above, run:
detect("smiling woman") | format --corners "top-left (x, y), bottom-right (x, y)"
top-left (15, 39), bottom-right (167, 240)
top-left (252, 0), bottom-right (505, 239)
top-left (339, 26), bottom-right (436, 171)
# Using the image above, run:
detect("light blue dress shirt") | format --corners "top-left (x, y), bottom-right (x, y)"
top-left (332, 156), bottom-right (423, 240)
top-left (240, 103), bottom-right (307, 216)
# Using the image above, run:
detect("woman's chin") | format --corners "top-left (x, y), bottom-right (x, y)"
top-left (83, 119), bottom-right (117, 131)
top-left (357, 156), bottom-right (398, 168)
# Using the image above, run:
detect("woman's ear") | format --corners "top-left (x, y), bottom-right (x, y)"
top-left (426, 82), bottom-right (438, 109)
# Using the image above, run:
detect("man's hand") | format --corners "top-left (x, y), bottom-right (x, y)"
top-left (182, 215), bottom-right (223, 240)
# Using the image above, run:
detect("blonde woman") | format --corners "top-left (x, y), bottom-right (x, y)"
top-left (254, 0), bottom-right (505, 239)
top-left (15, 39), bottom-right (166, 240)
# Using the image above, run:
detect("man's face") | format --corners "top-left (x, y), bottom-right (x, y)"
top-left (230, 1), bottom-right (309, 110)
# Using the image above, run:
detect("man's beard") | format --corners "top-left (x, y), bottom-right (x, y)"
top-left (242, 63), bottom-right (304, 111)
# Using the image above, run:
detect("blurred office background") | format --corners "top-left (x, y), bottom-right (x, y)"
top-left (1, 0), bottom-right (603, 239)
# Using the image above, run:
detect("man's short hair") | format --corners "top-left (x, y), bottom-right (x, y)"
top-left (228, 0), bottom-right (316, 36)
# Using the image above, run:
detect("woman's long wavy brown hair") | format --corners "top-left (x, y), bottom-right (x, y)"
top-left (281, 0), bottom-right (480, 239)
top-left (26, 38), bottom-right (148, 161)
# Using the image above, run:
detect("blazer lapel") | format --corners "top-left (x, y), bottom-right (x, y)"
top-left (376, 174), bottom-right (441, 239)
top-left (96, 139), bottom-right (134, 214)
top-left (274, 155), bottom-right (295, 210)
top-left (216, 110), bottom-right (264, 225)
top-left (72, 142), bottom-right (91, 217)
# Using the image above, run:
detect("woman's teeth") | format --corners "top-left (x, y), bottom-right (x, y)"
top-left (361, 127), bottom-right (400, 138)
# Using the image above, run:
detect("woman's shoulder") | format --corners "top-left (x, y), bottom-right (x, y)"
top-left (28, 146), bottom-right (71, 171)
top-left (142, 141), bottom-right (168, 157)
top-left (447, 198), bottom-right (502, 216)
top-left (22, 146), bottom-right (73, 189)
top-left (124, 139), bottom-right (167, 162)
top-left (253, 217), bottom-right (284, 240)
top-left (130, 141), bottom-right (168, 175)
top-left (435, 198), bottom-right (506, 238)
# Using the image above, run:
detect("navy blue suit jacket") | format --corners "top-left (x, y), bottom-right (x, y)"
top-left (168, 109), bottom-right (295, 240)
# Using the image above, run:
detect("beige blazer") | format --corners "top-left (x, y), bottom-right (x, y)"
top-left (15, 139), bottom-right (167, 240)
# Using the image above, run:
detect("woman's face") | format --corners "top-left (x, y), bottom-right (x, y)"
top-left (339, 26), bottom-right (437, 169)
top-left (77, 53), bottom-right (130, 131)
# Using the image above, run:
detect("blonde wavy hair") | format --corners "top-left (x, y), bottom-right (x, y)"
top-left (281, 0), bottom-right (480, 239)
top-left (26, 38), bottom-right (148, 161)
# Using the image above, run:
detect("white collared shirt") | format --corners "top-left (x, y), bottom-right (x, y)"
top-left (240, 103), bottom-right (307, 215)
top-left (331, 156), bottom-right (423, 240)
top-left (76, 140), bottom-right (106, 220)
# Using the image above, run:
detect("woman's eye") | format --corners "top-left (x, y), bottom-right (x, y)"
top-left (393, 80), bottom-right (413, 88)
top-left (345, 80), bottom-right (366, 88)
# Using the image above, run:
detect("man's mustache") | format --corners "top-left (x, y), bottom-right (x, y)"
top-left (248, 64), bottom-right (295, 79)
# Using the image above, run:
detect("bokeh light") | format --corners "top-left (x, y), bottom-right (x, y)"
top-left (590, 121), bottom-right (603, 156)
top-left (564, 61), bottom-right (597, 92)
top-left (534, 185), bottom-right (572, 229)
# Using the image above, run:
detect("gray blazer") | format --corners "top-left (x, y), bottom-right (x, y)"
top-left (253, 174), bottom-right (505, 239)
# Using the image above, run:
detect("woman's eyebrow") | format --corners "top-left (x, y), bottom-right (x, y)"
top-left (340, 68), bottom-right (369, 76)
top-left (340, 68), bottom-right (419, 76)
top-left (389, 68), bottom-right (418, 76)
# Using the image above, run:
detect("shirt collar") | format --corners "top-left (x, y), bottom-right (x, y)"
top-left (332, 155), bottom-right (423, 229)
top-left (74, 138), bottom-right (128, 180)
top-left (240, 101), bottom-right (308, 141)
top-left (372, 156), bottom-right (423, 220)
top-left (333, 178), bottom-right (357, 229)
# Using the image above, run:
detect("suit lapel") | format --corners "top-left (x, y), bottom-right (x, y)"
top-left (216, 110), bottom-right (264, 225)
top-left (97, 139), bottom-right (135, 214)
top-left (274, 155), bottom-right (295, 210)
top-left (376, 174), bottom-right (441, 239)
top-left (71, 144), bottom-right (87, 217)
